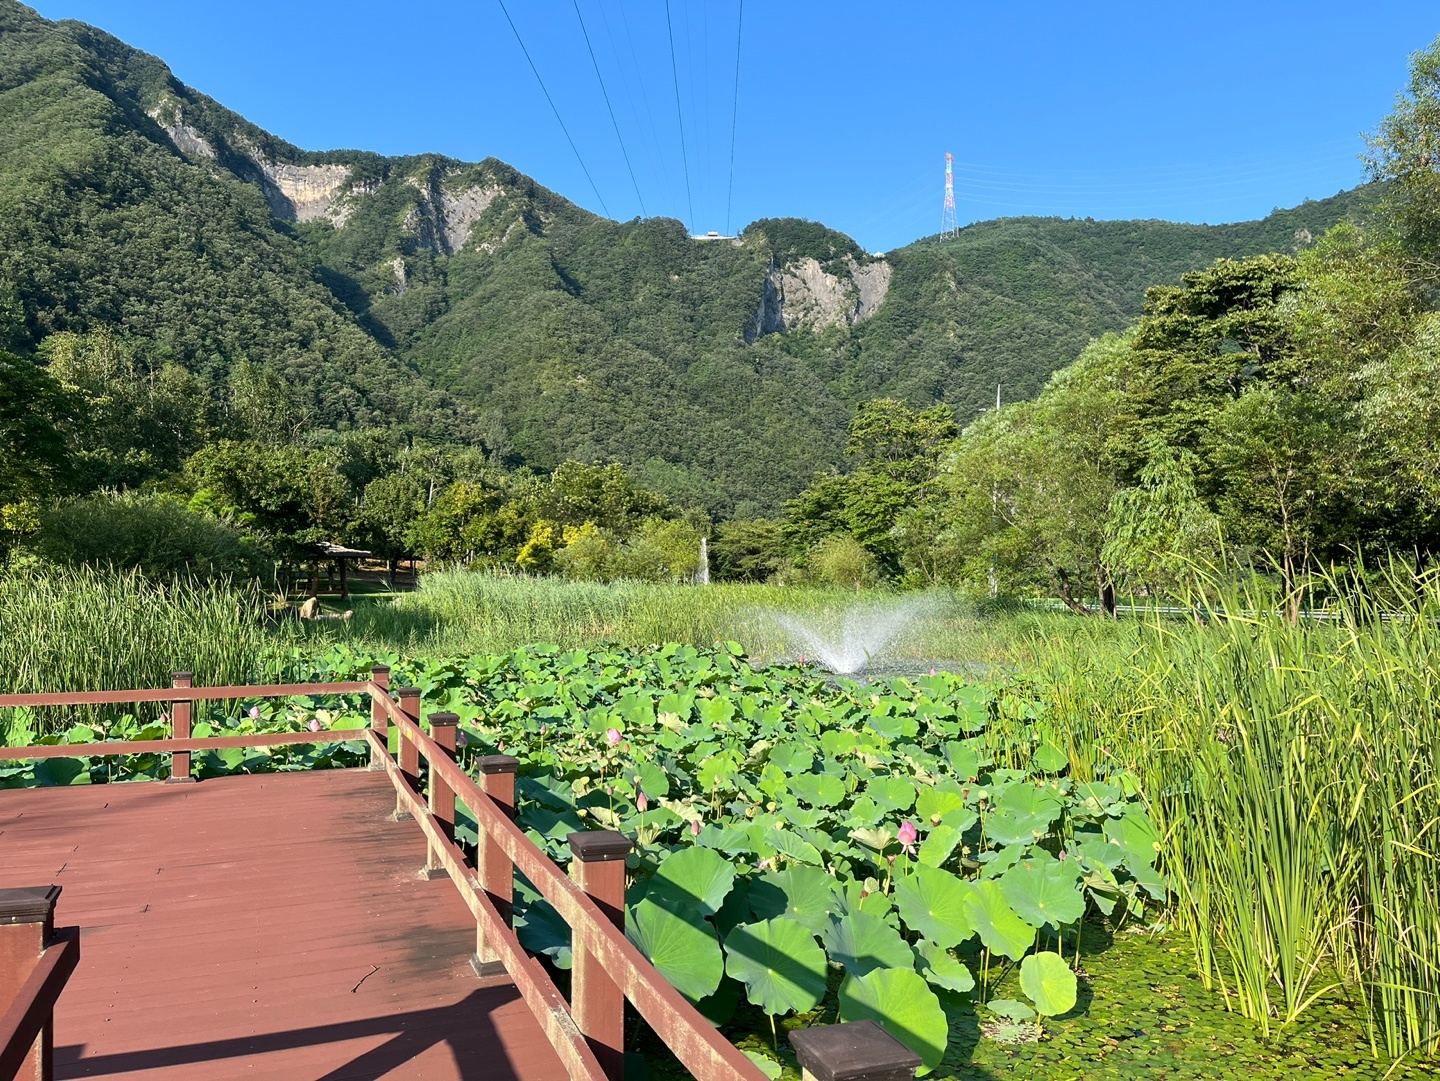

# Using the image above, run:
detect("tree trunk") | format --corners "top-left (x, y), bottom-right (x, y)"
top-left (307, 562), bottom-right (319, 599)
top-left (1053, 567), bottom-right (1093, 615)
top-left (388, 557), bottom-right (397, 589)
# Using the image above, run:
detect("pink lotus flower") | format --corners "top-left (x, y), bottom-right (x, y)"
top-left (605, 728), bottom-right (622, 747)
top-left (248, 705), bottom-right (261, 720)
top-left (690, 819), bottom-right (702, 837)
top-left (929, 668), bottom-right (937, 677)
top-left (308, 718), bottom-right (321, 732)
top-left (898, 820), bottom-right (919, 855)
top-left (159, 711), bottom-right (169, 723)
top-left (637, 792), bottom-right (648, 813)
top-left (456, 731), bottom-right (469, 748)
top-left (498, 740), bottom-right (506, 752)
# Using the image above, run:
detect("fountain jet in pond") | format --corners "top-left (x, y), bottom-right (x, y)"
top-left (772, 594), bottom-right (940, 675)
top-left (695, 537), bottom-right (710, 586)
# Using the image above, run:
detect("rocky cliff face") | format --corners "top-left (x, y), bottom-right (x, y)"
top-left (249, 158), bottom-right (353, 222)
top-left (747, 254), bottom-right (891, 340)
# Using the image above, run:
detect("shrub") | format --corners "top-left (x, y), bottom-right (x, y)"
top-left (808, 533), bottom-right (880, 589)
top-left (36, 491), bottom-right (268, 580)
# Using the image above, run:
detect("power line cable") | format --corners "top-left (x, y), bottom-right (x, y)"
top-left (572, 0), bottom-right (646, 217)
top-left (663, 0), bottom-right (695, 233)
top-left (725, 0), bottom-right (744, 235)
top-left (494, 0), bottom-right (610, 217)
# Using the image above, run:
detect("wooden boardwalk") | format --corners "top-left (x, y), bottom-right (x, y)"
top-left (0, 768), bottom-right (568, 1080)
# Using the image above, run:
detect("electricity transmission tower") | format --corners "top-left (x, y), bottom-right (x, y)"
top-left (941, 152), bottom-right (957, 236)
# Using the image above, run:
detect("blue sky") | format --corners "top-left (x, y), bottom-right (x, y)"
top-left (29, 1), bottom-right (1440, 252)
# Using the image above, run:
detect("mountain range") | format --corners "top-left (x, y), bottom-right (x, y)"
top-left (0, 1), bottom-right (1375, 515)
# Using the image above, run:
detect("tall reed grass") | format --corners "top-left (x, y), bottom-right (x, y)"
top-left (0, 567), bottom-right (291, 736)
top-left (1024, 565), bottom-right (1440, 1059)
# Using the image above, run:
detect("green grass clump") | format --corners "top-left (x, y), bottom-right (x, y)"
top-left (1020, 567), bottom-right (1440, 1061)
top-left (0, 566), bottom-right (291, 735)
top-left (319, 568), bottom-right (1080, 668)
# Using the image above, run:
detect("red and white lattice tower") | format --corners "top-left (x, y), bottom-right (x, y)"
top-left (941, 152), bottom-right (957, 236)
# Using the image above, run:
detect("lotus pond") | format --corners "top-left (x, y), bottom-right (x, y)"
top-left (4, 640), bottom-right (1436, 1078)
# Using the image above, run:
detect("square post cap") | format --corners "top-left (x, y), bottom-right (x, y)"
top-left (568, 830), bottom-right (633, 863)
top-left (371, 664), bottom-right (391, 675)
top-left (171, 671), bottom-right (193, 681)
top-left (476, 755), bottom-right (519, 775)
top-left (428, 712), bottom-right (459, 726)
top-left (0, 885), bottom-right (62, 925)
top-left (396, 686), bottom-right (423, 699)
top-left (790, 1020), bottom-right (922, 1081)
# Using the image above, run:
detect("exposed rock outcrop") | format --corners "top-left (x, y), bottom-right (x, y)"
top-left (251, 160), bottom-right (353, 222)
top-left (852, 260), bottom-right (893, 322)
top-left (746, 254), bottom-right (891, 341)
top-left (440, 182), bottom-right (501, 254)
top-left (147, 103), bottom-right (215, 159)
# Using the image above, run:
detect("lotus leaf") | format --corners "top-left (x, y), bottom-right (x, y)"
top-left (838, 967), bottom-right (949, 1074)
top-left (644, 846), bottom-right (736, 917)
top-left (1031, 741), bottom-right (1069, 774)
top-left (767, 743), bottom-right (813, 775)
top-left (894, 865), bottom-right (974, 948)
top-left (1104, 807), bottom-right (1162, 868)
top-left (749, 866), bottom-right (838, 933)
top-left (917, 823), bottom-right (963, 868)
top-left (1019, 951), bottom-right (1077, 1016)
top-left (999, 856), bottom-right (1085, 928)
top-left (915, 782), bottom-right (966, 824)
top-left (840, 879), bottom-right (894, 919)
top-left (790, 772), bottom-right (846, 809)
top-left (764, 826), bottom-right (824, 866)
top-left (963, 880), bottom-right (1035, 960)
top-left (696, 697), bottom-right (737, 726)
top-left (626, 899), bottom-right (724, 1003)
top-left (743, 1051), bottom-right (782, 1079)
top-left (723, 918), bottom-right (828, 1016)
top-left (913, 939), bottom-right (975, 992)
top-left (985, 998), bottom-right (1036, 1021)
top-left (943, 741), bottom-right (982, 780)
top-left (985, 784), bottom-right (1063, 845)
top-left (515, 896), bottom-right (571, 969)
top-left (821, 910), bottom-right (914, 977)
top-left (865, 776), bottom-right (918, 812)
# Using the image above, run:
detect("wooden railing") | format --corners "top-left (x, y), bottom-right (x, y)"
top-left (0, 670), bottom-right (921, 1081)
top-left (0, 887), bottom-right (81, 1081)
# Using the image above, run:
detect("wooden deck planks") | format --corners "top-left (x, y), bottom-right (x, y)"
top-left (0, 768), bottom-right (569, 1080)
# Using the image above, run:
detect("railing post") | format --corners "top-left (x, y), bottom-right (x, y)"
top-left (369, 665), bottom-right (391, 771)
top-left (790, 1020), bottom-right (922, 1081)
top-left (423, 712), bottom-right (458, 879)
top-left (393, 687), bottom-right (422, 821)
top-left (471, 754), bottom-right (518, 979)
top-left (0, 885), bottom-right (61, 1079)
top-left (568, 830), bottom-right (633, 1081)
top-left (166, 671), bottom-right (195, 784)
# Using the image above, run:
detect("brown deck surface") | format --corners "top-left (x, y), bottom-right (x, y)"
top-left (0, 768), bottom-right (567, 1080)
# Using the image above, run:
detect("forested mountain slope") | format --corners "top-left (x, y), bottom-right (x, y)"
top-left (0, 0), bottom-right (1375, 513)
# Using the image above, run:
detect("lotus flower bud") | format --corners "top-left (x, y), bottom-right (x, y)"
top-left (637, 792), bottom-right (648, 812)
top-left (690, 819), bottom-right (702, 837)
top-left (605, 727), bottom-right (622, 747)
top-left (308, 718), bottom-right (321, 732)
top-left (248, 706), bottom-right (261, 720)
